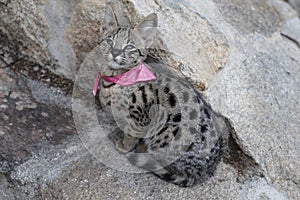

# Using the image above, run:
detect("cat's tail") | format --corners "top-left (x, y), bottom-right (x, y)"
top-left (125, 151), bottom-right (191, 186)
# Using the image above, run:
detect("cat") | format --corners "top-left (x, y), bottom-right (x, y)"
top-left (95, 2), bottom-right (223, 187)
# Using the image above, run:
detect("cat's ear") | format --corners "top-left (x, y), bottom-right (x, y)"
top-left (102, 3), bottom-right (118, 33)
top-left (135, 13), bottom-right (158, 47)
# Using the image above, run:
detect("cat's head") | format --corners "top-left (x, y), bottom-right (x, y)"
top-left (99, 3), bottom-right (157, 70)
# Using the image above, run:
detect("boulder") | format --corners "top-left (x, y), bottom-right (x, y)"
top-left (0, 0), bottom-right (299, 199)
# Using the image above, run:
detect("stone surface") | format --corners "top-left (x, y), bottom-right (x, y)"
top-left (0, 0), bottom-right (300, 199)
top-left (0, 0), bottom-right (49, 69)
top-left (130, 0), bottom-right (230, 86)
top-left (269, 0), bottom-right (298, 21)
top-left (65, 0), bottom-right (105, 65)
top-left (281, 17), bottom-right (300, 47)
top-left (213, 0), bottom-right (283, 36)
top-left (207, 33), bottom-right (300, 198)
top-left (286, 0), bottom-right (300, 15)
top-left (41, 0), bottom-right (80, 79)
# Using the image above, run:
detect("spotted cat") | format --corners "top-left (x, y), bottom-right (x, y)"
top-left (95, 2), bottom-right (223, 187)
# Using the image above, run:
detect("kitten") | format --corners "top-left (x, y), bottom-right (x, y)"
top-left (95, 2), bottom-right (223, 187)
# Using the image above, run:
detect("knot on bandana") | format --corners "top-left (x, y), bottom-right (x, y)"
top-left (93, 62), bottom-right (156, 96)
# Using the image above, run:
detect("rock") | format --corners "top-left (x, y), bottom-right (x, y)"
top-left (0, 174), bottom-right (14, 200)
top-left (286, 0), bottom-right (300, 16)
top-left (281, 17), bottom-right (300, 47)
top-left (0, 0), bottom-right (300, 199)
top-left (213, 0), bottom-right (283, 36)
top-left (129, 0), bottom-right (230, 86)
top-left (207, 34), bottom-right (300, 198)
top-left (0, 68), bottom-right (16, 96)
top-left (237, 178), bottom-right (289, 200)
top-left (64, 0), bottom-right (105, 65)
top-left (0, 1), bottom-right (49, 71)
top-left (269, 0), bottom-right (298, 21)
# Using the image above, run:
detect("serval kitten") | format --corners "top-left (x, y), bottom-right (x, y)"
top-left (95, 3), bottom-right (223, 187)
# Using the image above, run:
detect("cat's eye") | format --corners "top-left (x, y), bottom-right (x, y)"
top-left (124, 44), bottom-right (136, 51)
top-left (106, 38), bottom-right (114, 46)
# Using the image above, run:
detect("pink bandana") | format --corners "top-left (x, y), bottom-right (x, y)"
top-left (93, 62), bottom-right (156, 96)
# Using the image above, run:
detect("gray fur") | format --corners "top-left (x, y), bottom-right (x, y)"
top-left (96, 2), bottom-right (223, 187)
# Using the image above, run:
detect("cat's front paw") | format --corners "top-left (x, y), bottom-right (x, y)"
top-left (115, 135), bottom-right (139, 154)
top-left (115, 139), bottom-right (131, 154)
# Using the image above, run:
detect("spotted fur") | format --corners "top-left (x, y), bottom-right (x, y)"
top-left (96, 2), bottom-right (223, 187)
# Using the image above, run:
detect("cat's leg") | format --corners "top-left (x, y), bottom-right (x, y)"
top-left (115, 134), bottom-right (139, 154)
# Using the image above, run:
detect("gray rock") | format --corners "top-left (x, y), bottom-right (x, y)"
top-left (237, 178), bottom-right (289, 200)
top-left (281, 17), bottom-right (300, 47)
top-left (286, 0), bottom-right (300, 16)
top-left (131, 0), bottom-right (230, 86)
top-left (269, 0), bottom-right (298, 21)
top-left (0, 0), bottom-right (49, 69)
top-left (0, 68), bottom-right (16, 96)
top-left (41, 0), bottom-right (80, 79)
top-left (0, 174), bottom-right (14, 200)
top-left (207, 20), bottom-right (300, 200)
top-left (1, 0), bottom-right (300, 199)
top-left (213, 0), bottom-right (283, 36)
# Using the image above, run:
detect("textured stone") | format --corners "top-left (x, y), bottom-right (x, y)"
top-left (65, 0), bottom-right (105, 65)
top-left (41, 0), bottom-right (80, 79)
top-left (281, 17), bottom-right (300, 47)
top-left (0, 68), bottom-right (16, 96)
top-left (237, 178), bottom-right (289, 200)
top-left (131, 0), bottom-right (230, 86)
top-left (0, 0), bottom-right (300, 199)
top-left (286, 0), bottom-right (300, 15)
top-left (213, 0), bottom-right (283, 35)
top-left (0, 1), bottom-right (49, 67)
top-left (269, 0), bottom-right (298, 21)
top-left (207, 26), bottom-right (300, 200)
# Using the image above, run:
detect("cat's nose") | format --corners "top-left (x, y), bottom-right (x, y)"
top-left (111, 48), bottom-right (122, 58)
